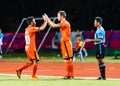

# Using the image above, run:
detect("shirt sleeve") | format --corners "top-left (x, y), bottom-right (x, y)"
top-left (60, 22), bottom-right (67, 30)
top-left (0, 34), bottom-right (3, 38)
top-left (97, 30), bottom-right (104, 39)
top-left (31, 27), bottom-right (39, 32)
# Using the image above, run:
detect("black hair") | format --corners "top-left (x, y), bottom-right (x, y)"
top-left (95, 16), bottom-right (103, 25)
top-left (26, 16), bottom-right (35, 25)
top-left (76, 34), bottom-right (81, 38)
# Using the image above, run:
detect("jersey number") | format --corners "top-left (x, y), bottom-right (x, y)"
top-left (25, 35), bottom-right (30, 44)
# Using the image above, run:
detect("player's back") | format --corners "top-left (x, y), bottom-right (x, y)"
top-left (25, 26), bottom-right (38, 51)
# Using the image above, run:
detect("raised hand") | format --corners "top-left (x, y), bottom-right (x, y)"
top-left (42, 15), bottom-right (47, 22)
top-left (43, 14), bottom-right (49, 20)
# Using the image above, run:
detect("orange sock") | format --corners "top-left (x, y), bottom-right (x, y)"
top-left (19, 62), bottom-right (33, 71)
top-left (69, 60), bottom-right (74, 77)
top-left (65, 61), bottom-right (71, 76)
top-left (32, 64), bottom-right (38, 77)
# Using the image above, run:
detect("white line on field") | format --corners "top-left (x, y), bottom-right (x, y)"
top-left (0, 73), bottom-right (120, 80)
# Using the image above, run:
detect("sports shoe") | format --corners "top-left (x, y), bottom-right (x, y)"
top-left (16, 70), bottom-right (22, 79)
top-left (85, 54), bottom-right (88, 57)
top-left (69, 76), bottom-right (74, 80)
top-left (63, 76), bottom-right (70, 79)
top-left (97, 76), bottom-right (106, 80)
top-left (0, 55), bottom-right (2, 59)
top-left (31, 76), bottom-right (39, 80)
top-left (63, 76), bottom-right (74, 80)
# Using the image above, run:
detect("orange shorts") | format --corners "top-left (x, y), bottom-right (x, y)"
top-left (25, 50), bottom-right (39, 61)
top-left (61, 40), bottom-right (73, 59)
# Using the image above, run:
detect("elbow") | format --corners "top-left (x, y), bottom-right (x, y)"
top-left (39, 27), bottom-right (44, 31)
top-left (52, 26), bottom-right (56, 28)
top-left (48, 23), bottom-right (57, 28)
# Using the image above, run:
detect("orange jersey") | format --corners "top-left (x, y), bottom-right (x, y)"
top-left (60, 20), bottom-right (71, 42)
top-left (60, 20), bottom-right (73, 58)
top-left (25, 25), bottom-right (39, 51)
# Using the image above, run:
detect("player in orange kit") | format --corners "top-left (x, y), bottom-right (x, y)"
top-left (44, 10), bottom-right (74, 79)
top-left (16, 16), bottom-right (47, 80)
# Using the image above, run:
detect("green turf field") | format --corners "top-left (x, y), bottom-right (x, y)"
top-left (0, 75), bottom-right (120, 86)
top-left (1, 51), bottom-right (120, 63)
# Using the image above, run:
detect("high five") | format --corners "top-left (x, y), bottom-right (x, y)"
top-left (44, 10), bottom-right (74, 79)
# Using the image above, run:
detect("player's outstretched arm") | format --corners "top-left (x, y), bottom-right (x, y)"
top-left (39, 15), bottom-right (48, 31)
top-left (85, 38), bottom-right (102, 42)
top-left (44, 14), bottom-right (60, 28)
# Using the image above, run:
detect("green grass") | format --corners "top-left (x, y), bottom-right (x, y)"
top-left (1, 51), bottom-right (120, 63)
top-left (0, 75), bottom-right (120, 86)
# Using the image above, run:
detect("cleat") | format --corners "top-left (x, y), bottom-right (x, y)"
top-left (63, 76), bottom-right (70, 80)
top-left (31, 76), bottom-right (39, 80)
top-left (97, 76), bottom-right (106, 80)
top-left (103, 77), bottom-right (106, 80)
top-left (85, 54), bottom-right (88, 57)
top-left (63, 76), bottom-right (74, 80)
top-left (97, 77), bottom-right (102, 80)
top-left (69, 76), bottom-right (74, 80)
top-left (16, 70), bottom-right (21, 79)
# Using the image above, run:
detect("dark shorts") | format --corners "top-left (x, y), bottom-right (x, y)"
top-left (95, 44), bottom-right (105, 59)
top-left (73, 48), bottom-right (80, 55)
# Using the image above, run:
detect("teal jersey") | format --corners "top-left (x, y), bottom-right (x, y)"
top-left (94, 26), bottom-right (105, 45)
top-left (0, 33), bottom-right (4, 39)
